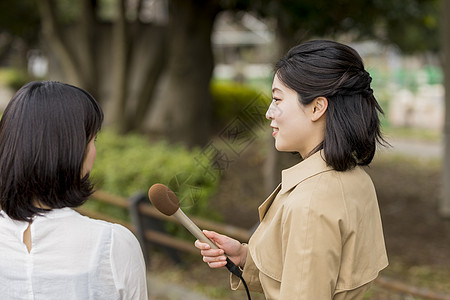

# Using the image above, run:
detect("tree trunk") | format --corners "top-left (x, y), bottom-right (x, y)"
top-left (107, 0), bottom-right (129, 128)
top-left (440, 0), bottom-right (450, 218)
top-left (37, 0), bottom-right (84, 87)
top-left (122, 25), bottom-right (168, 133)
top-left (77, 0), bottom-right (98, 98)
top-left (40, 8), bottom-right (167, 134)
top-left (147, 0), bottom-right (220, 147)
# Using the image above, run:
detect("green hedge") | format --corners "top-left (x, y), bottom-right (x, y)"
top-left (89, 130), bottom-right (221, 221)
top-left (0, 68), bottom-right (32, 91)
top-left (211, 81), bottom-right (270, 132)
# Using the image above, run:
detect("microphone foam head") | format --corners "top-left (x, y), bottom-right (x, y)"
top-left (148, 183), bottom-right (180, 216)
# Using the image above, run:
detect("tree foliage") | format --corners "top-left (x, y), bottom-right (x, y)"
top-left (248, 0), bottom-right (440, 54)
top-left (375, 0), bottom-right (440, 53)
top-left (0, 0), bottom-right (441, 145)
top-left (0, 0), bottom-right (40, 42)
top-left (0, 0), bottom-right (40, 67)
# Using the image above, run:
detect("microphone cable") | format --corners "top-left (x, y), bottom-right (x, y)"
top-left (225, 258), bottom-right (251, 300)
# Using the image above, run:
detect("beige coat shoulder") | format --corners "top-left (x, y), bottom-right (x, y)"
top-left (235, 152), bottom-right (388, 299)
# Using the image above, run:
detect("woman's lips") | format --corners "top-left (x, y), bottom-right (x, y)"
top-left (271, 127), bottom-right (279, 137)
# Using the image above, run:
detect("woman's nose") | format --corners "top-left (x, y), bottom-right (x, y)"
top-left (266, 102), bottom-right (275, 120)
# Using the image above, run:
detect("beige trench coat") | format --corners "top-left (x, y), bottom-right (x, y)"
top-left (231, 151), bottom-right (388, 299)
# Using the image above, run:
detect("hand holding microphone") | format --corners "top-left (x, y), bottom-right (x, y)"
top-left (147, 184), bottom-right (246, 275)
top-left (148, 183), bottom-right (251, 299)
top-left (195, 230), bottom-right (247, 270)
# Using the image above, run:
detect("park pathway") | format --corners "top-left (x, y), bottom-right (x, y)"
top-left (380, 137), bottom-right (442, 159)
top-left (147, 273), bottom-right (213, 300)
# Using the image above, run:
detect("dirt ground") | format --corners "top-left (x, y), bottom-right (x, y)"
top-left (148, 137), bottom-right (450, 299)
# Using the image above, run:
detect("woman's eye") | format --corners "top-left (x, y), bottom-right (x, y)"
top-left (272, 98), bottom-right (281, 103)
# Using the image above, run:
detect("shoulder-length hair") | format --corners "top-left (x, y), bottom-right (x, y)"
top-left (275, 40), bottom-right (387, 171)
top-left (0, 81), bottom-right (103, 221)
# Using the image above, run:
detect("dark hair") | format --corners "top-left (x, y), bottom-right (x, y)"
top-left (275, 40), bottom-right (387, 171)
top-left (0, 81), bottom-right (103, 221)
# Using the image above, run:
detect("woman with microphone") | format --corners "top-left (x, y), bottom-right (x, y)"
top-left (195, 40), bottom-right (389, 299)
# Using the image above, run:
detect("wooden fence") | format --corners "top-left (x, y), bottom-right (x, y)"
top-left (76, 190), bottom-right (450, 300)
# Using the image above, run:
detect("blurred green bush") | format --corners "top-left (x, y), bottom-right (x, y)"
top-left (211, 80), bottom-right (270, 132)
top-left (89, 130), bottom-right (221, 221)
top-left (0, 68), bottom-right (31, 91)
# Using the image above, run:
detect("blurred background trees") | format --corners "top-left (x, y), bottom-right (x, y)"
top-left (441, 0), bottom-right (450, 217)
top-left (0, 0), bottom-right (40, 70)
top-left (1, 0), bottom-right (448, 215)
top-left (0, 0), bottom-right (441, 141)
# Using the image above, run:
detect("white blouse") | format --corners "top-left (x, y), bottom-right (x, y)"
top-left (0, 207), bottom-right (148, 300)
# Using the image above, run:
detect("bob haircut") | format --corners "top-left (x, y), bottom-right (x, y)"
top-left (0, 81), bottom-right (103, 221)
top-left (275, 40), bottom-right (386, 171)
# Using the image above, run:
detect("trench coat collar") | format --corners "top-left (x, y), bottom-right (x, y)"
top-left (258, 151), bottom-right (333, 221)
top-left (280, 150), bottom-right (333, 194)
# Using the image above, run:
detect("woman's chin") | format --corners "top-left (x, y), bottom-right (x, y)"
top-left (274, 142), bottom-right (287, 152)
top-left (275, 142), bottom-right (298, 153)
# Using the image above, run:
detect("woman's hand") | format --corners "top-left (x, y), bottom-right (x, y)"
top-left (194, 230), bottom-right (248, 269)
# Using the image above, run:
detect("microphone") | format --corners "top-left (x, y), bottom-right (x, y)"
top-left (147, 183), bottom-right (243, 277)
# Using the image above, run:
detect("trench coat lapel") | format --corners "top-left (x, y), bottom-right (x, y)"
top-left (258, 184), bottom-right (281, 221)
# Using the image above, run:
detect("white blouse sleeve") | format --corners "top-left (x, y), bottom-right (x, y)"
top-left (110, 224), bottom-right (148, 300)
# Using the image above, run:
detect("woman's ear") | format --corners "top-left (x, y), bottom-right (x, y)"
top-left (311, 97), bottom-right (328, 121)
